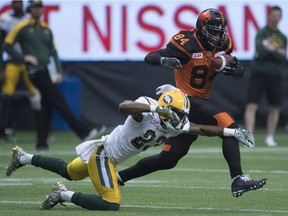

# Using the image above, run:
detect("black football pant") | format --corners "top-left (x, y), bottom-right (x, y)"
top-left (30, 69), bottom-right (91, 149)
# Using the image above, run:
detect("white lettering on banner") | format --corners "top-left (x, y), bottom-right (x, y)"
top-left (1, 1), bottom-right (287, 61)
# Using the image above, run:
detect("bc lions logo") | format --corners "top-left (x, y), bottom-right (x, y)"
top-left (163, 95), bottom-right (173, 104)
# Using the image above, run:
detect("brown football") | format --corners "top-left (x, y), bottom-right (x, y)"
top-left (213, 54), bottom-right (235, 72)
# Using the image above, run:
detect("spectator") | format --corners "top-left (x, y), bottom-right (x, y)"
top-left (0, 0), bottom-right (41, 142)
top-left (5, 89), bottom-right (255, 210)
top-left (3, 0), bottom-right (99, 151)
top-left (244, 6), bottom-right (287, 147)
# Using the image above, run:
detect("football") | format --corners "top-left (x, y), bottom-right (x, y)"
top-left (212, 54), bottom-right (235, 72)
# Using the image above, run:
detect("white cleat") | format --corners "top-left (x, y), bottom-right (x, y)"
top-left (41, 182), bottom-right (67, 209)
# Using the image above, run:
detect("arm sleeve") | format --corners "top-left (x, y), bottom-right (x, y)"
top-left (49, 29), bottom-right (63, 74)
top-left (51, 49), bottom-right (63, 74)
top-left (0, 29), bottom-right (6, 70)
top-left (3, 26), bottom-right (25, 63)
top-left (144, 49), bottom-right (172, 66)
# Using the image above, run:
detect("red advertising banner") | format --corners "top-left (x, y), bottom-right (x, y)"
top-left (1, 0), bottom-right (287, 61)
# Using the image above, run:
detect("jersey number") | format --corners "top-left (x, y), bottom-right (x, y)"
top-left (131, 130), bottom-right (166, 151)
top-left (173, 33), bottom-right (189, 46)
top-left (190, 65), bottom-right (217, 88)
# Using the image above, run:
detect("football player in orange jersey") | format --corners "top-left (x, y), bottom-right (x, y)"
top-left (117, 8), bottom-right (267, 197)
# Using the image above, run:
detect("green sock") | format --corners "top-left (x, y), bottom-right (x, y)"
top-left (71, 192), bottom-right (120, 210)
top-left (31, 155), bottom-right (72, 180)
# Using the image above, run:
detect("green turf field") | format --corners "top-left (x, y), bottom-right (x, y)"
top-left (0, 128), bottom-right (287, 216)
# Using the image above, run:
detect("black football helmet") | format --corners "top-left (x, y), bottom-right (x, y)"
top-left (196, 8), bottom-right (228, 50)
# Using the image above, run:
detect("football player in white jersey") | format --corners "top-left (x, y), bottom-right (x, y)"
top-left (5, 88), bottom-right (253, 211)
top-left (0, 0), bottom-right (41, 141)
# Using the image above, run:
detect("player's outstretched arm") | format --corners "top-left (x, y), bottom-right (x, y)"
top-left (188, 123), bottom-right (254, 147)
top-left (144, 49), bottom-right (182, 69)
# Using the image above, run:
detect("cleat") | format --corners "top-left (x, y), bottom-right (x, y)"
top-left (231, 174), bottom-right (267, 197)
top-left (6, 145), bottom-right (26, 177)
top-left (41, 182), bottom-right (67, 209)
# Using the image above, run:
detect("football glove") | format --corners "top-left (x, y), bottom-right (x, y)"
top-left (160, 57), bottom-right (182, 69)
top-left (234, 128), bottom-right (254, 147)
top-left (221, 57), bottom-right (246, 77)
top-left (155, 106), bottom-right (174, 120)
top-left (156, 84), bottom-right (180, 95)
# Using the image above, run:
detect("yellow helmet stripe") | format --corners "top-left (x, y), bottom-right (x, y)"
top-left (180, 92), bottom-right (190, 113)
top-left (143, 96), bottom-right (156, 106)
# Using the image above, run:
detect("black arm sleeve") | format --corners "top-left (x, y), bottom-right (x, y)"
top-left (144, 49), bottom-right (173, 66)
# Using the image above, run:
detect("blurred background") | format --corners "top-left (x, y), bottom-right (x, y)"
top-left (1, 0), bottom-right (287, 131)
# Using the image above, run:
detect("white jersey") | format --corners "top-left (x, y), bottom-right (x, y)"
top-left (104, 96), bottom-right (190, 165)
top-left (0, 12), bottom-right (30, 33)
top-left (0, 12), bottom-right (30, 57)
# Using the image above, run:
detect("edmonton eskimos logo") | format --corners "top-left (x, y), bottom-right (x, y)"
top-left (163, 95), bottom-right (173, 104)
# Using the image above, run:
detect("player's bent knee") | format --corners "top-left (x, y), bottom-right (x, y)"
top-left (159, 151), bottom-right (182, 169)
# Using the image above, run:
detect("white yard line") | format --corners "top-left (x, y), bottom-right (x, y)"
top-left (0, 200), bottom-right (287, 214)
top-left (0, 178), bottom-right (287, 192)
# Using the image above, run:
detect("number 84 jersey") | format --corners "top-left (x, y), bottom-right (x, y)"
top-left (104, 96), bottom-right (190, 165)
top-left (167, 29), bottom-right (233, 99)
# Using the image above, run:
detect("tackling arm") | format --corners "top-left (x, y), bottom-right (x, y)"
top-left (188, 123), bottom-right (223, 136)
top-left (119, 100), bottom-right (177, 121)
top-left (119, 100), bottom-right (150, 116)
top-left (187, 123), bottom-right (254, 147)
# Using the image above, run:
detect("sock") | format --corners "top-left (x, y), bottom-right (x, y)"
top-left (60, 190), bottom-right (74, 202)
top-left (31, 155), bottom-right (72, 180)
top-left (19, 153), bottom-right (33, 165)
top-left (222, 137), bottom-right (243, 178)
top-left (71, 192), bottom-right (119, 210)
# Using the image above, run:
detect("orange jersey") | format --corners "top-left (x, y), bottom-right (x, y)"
top-left (166, 29), bottom-right (233, 98)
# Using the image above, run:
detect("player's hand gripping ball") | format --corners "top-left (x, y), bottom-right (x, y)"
top-left (212, 54), bottom-right (236, 72)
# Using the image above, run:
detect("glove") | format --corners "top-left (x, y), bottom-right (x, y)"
top-left (221, 57), bottom-right (246, 77)
top-left (155, 106), bottom-right (174, 120)
top-left (162, 112), bottom-right (181, 133)
top-left (160, 57), bottom-right (182, 69)
top-left (234, 128), bottom-right (254, 147)
top-left (156, 84), bottom-right (180, 95)
top-left (29, 89), bottom-right (41, 111)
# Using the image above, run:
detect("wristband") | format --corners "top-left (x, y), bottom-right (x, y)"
top-left (160, 57), bottom-right (165, 65)
top-left (150, 105), bottom-right (158, 112)
top-left (223, 128), bottom-right (236, 137)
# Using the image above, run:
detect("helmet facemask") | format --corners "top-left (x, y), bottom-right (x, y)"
top-left (200, 24), bottom-right (227, 49)
top-left (158, 90), bottom-right (190, 132)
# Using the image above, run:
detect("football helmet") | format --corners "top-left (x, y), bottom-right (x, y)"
top-left (158, 90), bottom-right (190, 131)
top-left (196, 8), bottom-right (228, 50)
